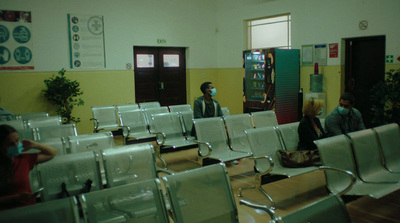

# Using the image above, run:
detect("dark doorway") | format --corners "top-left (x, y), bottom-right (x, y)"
top-left (345, 36), bottom-right (385, 128)
top-left (133, 46), bottom-right (187, 106)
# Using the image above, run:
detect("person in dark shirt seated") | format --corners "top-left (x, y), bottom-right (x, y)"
top-left (297, 97), bottom-right (326, 151)
top-left (193, 82), bottom-right (223, 119)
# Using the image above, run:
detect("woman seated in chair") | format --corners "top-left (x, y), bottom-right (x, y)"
top-left (297, 97), bottom-right (326, 151)
top-left (0, 124), bottom-right (57, 210)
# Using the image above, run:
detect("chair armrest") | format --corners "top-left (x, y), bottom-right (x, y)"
top-left (150, 131), bottom-right (166, 146)
top-left (194, 140), bottom-right (212, 158)
top-left (120, 125), bottom-right (131, 138)
top-left (250, 155), bottom-right (274, 176)
top-left (157, 168), bottom-right (175, 176)
top-left (90, 118), bottom-right (99, 132)
top-left (239, 199), bottom-right (278, 220)
top-left (318, 166), bottom-right (356, 196)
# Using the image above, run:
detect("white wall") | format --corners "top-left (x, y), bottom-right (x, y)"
top-left (1, 0), bottom-right (218, 71)
top-left (215, 0), bottom-right (400, 68)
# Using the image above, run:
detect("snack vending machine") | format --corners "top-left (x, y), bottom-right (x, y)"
top-left (243, 48), bottom-right (300, 124)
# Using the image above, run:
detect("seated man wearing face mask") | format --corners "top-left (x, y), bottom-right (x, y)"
top-left (193, 82), bottom-right (223, 119)
top-left (325, 92), bottom-right (365, 137)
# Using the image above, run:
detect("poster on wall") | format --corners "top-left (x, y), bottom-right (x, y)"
top-left (301, 44), bottom-right (327, 66)
top-left (0, 10), bottom-right (34, 70)
top-left (68, 14), bottom-right (106, 69)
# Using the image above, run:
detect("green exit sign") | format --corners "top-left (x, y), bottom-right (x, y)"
top-left (157, 39), bottom-right (166, 44)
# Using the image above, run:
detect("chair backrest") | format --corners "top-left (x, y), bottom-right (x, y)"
top-left (179, 111), bottom-right (194, 137)
top-left (39, 137), bottom-right (68, 155)
top-left (221, 107), bottom-right (231, 116)
top-left (314, 135), bottom-right (357, 194)
top-left (224, 114), bottom-right (253, 152)
top-left (0, 119), bottom-right (26, 130)
top-left (27, 116), bottom-right (62, 128)
top-left (91, 105), bottom-right (119, 132)
top-left (162, 163), bottom-right (237, 223)
top-left (17, 112), bottom-right (49, 121)
top-left (118, 109), bottom-right (149, 134)
top-left (139, 101), bottom-right (161, 109)
top-left (279, 195), bottom-right (351, 223)
top-left (245, 126), bottom-right (285, 173)
top-left (151, 112), bottom-right (186, 143)
top-left (0, 197), bottom-right (80, 223)
top-left (373, 123), bottom-right (400, 172)
top-left (276, 122), bottom-right (300, 151)
top-left (193, 117), bottom-right (230, 156)
top-left (116, 103), bottom-right (139, 112)
top-left (143, 107), bottom-right (170, 132)
top-left (37, 151), bottom-right (102, 201)
top-left (251, 110), bottom-right (278, 128)
top-left (348, 129), bottom-right (387, 180)
top-left (79, 179), bottom-right (169, 223)
top-left (101, 143), bottom-right (157, 188)
top-left (69, 131), bottom-right (115, 154)
top-left (34, 123), bottom-right (77, 141)
top-left (169, 104), bottom-right (192, 112)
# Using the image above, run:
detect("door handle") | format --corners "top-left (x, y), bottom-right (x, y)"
top-left (160, 82), bottom-right (164, 90)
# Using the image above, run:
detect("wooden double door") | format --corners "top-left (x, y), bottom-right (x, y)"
top-left (134, 46), bottom-right (187, 106)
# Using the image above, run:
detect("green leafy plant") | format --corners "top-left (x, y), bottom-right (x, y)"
top-left (370, 69), bottom-right (400, 127)
top-left (43, 68), bottom-right (84, 124)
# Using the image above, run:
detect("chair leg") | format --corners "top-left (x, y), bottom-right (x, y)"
top-left (238, 185), bottom-right (256, 197)
top-left (259, 186), bottom-right (276, 209)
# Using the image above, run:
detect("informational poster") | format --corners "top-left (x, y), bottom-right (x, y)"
top-left (0, 10), bottom-right (34, 70)
top-left (314, 44), bottom-right (327, 66)
top-left (68, 14), bottom-right (106, 69)
top-left (301, 45), bottom-right (313, 66)
top-left (301, 44), bottom-right (327, 66)
top-left (329, 43), bottom-right (338, 58)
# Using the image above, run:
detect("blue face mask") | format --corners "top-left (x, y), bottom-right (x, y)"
top-left (318, 108), bottom-right (324, 116)
top-left (337, 106), bottom-right (350, 115)
top-left (210, 88), bottom-right (217, 97)
top-left (8, 142), bottom-right (24, 157)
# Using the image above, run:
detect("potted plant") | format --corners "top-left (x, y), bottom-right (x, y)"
top-left (43, 68), bottom-right (84, 124)
top-left (370, 69), bottom-right (400, 127)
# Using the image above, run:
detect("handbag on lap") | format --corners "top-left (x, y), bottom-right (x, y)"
top-left (278, 150), bottom-right (320, 168)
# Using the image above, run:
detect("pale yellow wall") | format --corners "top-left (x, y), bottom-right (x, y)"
top-left (0, 70), bottom-right (135, 134)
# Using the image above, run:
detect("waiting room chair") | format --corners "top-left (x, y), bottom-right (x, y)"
top-left (138, 101), bottom-right (161, 108)
top-left (224, 113), bottom-right (254, 153)
top-left (373, 123), bottom-right (400, 173)
top-left (239, 126), bottom-right (319, 207)
top-left (151, 112), bottom-right (198, 168)
top-left (79, 179), bottom-right (169, 223)
top-left (168, 104), bottom-right (192, 112)
top-left (143, 107), bottom-right (170, 132)
top-left (179, 110), bottom-right (195, 138)
top-left (193, 117), bottom-right (251, 165)
top-left (221, 107), bottom-right (231, 116)
top-left (0, 119), bottom-right (26, 130)
top-left (68, 131), bottom-right (115, 154)
top-left (37, 151), bottom-right (102, 201)
top-left (27, 116), bottom-right (62, 128)
top-left (91, 105), bottom-right (120, 133)
top-left (315, 135), bottom-right (400, 199)
top-left (162, 163), bottom-right (238, 223)
top-left (276, 121), bottom-right (300, 151)
top-left (251, 110), bottom-right (278, 128)
top-left (116, 103), bottom-right (139, 112)
top-left (101, 143), bottom-right (163, 188)
top-left (0, 197), bottom-right (80, 223)
top-left (118, 109), bottom-right (156, 144)
top-left (348, 129), bottom-right (400, 183)
top-left (33, 123), bottom-right (77, 141)
top-left (17, 112), bottom-right (49, 121)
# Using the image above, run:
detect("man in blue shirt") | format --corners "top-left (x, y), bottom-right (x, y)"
top-left (325, 93), bottom-right (365, 136)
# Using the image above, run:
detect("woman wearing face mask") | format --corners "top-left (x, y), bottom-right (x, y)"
top-left (297, 97), bottom-right (326, 151)
top-left (0, 124), bottom-right (57, 210)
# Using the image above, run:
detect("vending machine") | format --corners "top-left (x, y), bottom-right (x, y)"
top-left (243, 48), bottom-right (300, 124)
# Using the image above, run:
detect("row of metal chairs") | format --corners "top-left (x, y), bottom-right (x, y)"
top-left (2, 163), bottom-right (239, 223)
top-left (314, 123), bottom-right (400, 200)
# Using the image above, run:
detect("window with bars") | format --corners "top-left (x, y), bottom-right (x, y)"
top-left (246, 14), bottom-right (291, 49)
